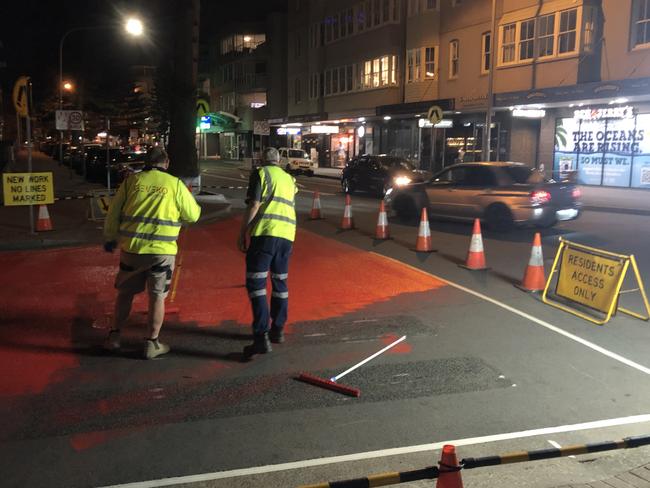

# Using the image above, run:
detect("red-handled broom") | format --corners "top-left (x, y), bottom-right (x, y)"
top-left (297, 335), bottom-right (406, 397)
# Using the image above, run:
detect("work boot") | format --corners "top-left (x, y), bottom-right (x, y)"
top-left (243, 333), bottom-right (272, 359)
top-left (269, 326), bottom-right (285, 344)
top-left (144, 338), bottom-right (170, 359)
top-left (103, 329), bottom-right (121, 351)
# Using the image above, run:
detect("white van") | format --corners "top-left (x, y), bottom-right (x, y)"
top-left (278, 147), bottom-right (318, 176)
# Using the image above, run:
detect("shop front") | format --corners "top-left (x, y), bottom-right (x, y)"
top-left (497, 76), bottom-right (650, 189)
top-left (553, 105), bottom-right (650, 188)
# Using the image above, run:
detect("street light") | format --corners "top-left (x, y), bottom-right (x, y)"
top-left (63, 81), bottom-right (73, 91)
top-left (58, 17), bottom-right (145, 179)
top-left (125, 18), bottom-right (144, 36)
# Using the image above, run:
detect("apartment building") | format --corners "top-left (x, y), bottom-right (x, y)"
top-left (204, 0), bottom-right (650, 190)
top-left (206, 14), bottom-right (287, 160)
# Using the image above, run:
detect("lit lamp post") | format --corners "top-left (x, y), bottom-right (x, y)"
top-left (58, 17), bottom-right (144, 177)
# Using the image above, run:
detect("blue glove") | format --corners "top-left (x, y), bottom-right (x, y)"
top-left (103, 241), bottom-right (117, 253)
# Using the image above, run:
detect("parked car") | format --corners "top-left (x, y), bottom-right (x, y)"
top-left (85, 148), bottom-right (123, 183)
top-left (279, 147), bottom-right (318, 175)
top-left (341, 155), bottom-right (431, 197)
top-left (385, 162), bottom-right (582, 231)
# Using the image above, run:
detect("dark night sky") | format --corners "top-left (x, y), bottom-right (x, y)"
top-left (0, 0), bottom-right (287, 106)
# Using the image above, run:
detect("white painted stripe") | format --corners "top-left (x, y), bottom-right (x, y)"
top-left (372, 253), bottom-right (650, 376)
top-left (98, 414), bottom-right (650, 488)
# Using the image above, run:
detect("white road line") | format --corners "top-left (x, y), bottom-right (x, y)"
top-left (372, 253), bottom-right (650, 377)
top-left (98, 414), bottom-right (650, 488)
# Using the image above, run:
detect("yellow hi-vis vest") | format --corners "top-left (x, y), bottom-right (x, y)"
top-left (104, 168), bottom-right (201, 255)
top-left (251, 165), bottom-right (297, 242)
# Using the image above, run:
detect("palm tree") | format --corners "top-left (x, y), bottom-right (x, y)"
top-left (555, 120), bottom-right (568, 149)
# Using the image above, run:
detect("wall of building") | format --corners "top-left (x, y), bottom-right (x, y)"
top-left (601, 0), bottom-right (650, 81)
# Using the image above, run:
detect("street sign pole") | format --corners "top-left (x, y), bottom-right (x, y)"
top-left (106, 118), bottom-right (111, 190)
top-left (26, 82), bottom-right (34, 234)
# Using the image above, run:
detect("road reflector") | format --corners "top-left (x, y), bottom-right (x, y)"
top-left (542, 238), bottom-right (650, 325)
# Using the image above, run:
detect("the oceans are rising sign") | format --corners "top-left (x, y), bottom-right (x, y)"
top-left (2, 172), bottom-right (54, 206)
top-left (556, 246), bottom-right (625, 313)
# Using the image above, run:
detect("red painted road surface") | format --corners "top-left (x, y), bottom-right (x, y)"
top-left (0, 219), bottom-right (444, 399)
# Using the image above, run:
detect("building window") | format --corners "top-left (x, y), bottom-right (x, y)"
top-left (426, 0), bottom-right (439, 10)
top-left (538, 14), bottom-right (555, 57)
top-left (583, 7), bottom-right (596, 52)
top-left (425, 47), bottom-right (436, 78)
top-left (374, 0), bottom-right (381, 25)
top-left (519, 19), bottom-right (535, 60)
top-left (366, 0), bottom-right (373, 29)
top-left (309, 73), bottom-right (320, 99)
top-left (393, 0), bottom-right (400, 21)
top-left (452, 0), bottom-right (461, 6)
top-left (501, 23), bottom-right (516, 63)
top-left (481, 32), bottom-right (491, 73)
top-left (382, 0), bottom-right (390, 23)
top-left (294, 78), bottom-right (301, 104)
top-left (294, 32), bottom-right (301, 59)
top-left (449, 40), bottom-right (459, 79)
top-left (634, 0), bottom-right (650, 46)
top-left (558, 8), bottom-right (577, 54)
top-left (372, 58), bottom-right (380, 86)
top-left (346, 65), bottom-right (353, 91)
top-left (325, 71), bottom-right (332, 95)
top-left (408, 0), bottom-right (419, 17)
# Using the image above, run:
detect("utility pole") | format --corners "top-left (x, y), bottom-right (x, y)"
top-left (167, 0), bottom-right (200, 180)
top-left (482, 0), bottom-right (498, 161)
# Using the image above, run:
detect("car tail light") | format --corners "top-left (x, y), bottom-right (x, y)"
top-left (530, 190), bottom-right (551, 205)
top-left (572, 187), bottom-right (581, 199)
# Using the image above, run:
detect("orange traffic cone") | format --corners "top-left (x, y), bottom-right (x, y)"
top-left (36, 205), bottom-right (53, 231)
top-left (375, 201), bottom-right (389, 239)
top-left (436, 444), bottom-right (464, 488)
top-left (341, 194), bottom-right (354, 229)
top-left (310, 190), bottom-right (323, 220)
top-left (460, 219), bottom-right (488, 270)
top-left (517, 232), bottom-right (546, 292)
top-left (415, 207), bottom-right (434, 252)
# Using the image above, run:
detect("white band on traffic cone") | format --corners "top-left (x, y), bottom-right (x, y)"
top-left (529, 245), bottom-right (543, 266)
top-left (469, 233), bottom-right (483, 252)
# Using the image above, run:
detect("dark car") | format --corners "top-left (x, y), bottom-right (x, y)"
top-left (385, 162), bottom-right (582, 231)
top-left (85, 148), bottom-right (123, 183)
top-left (341, 155), bottom-right (430, 197)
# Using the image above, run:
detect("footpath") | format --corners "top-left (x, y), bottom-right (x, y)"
top-left (0, 150), bottom-right (230, 250)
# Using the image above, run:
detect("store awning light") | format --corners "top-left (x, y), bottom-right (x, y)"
top-left (310, 125), bottom-right (339, 134)
top-left (512, 108), bottom-right (546, 119)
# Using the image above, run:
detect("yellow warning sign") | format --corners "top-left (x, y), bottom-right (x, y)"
top-left (3, 172), bottom-right (54, 206)
top-left (543, 238), bottom-right (650, 325)
top-left (556, 246), bottom-right (625, 313)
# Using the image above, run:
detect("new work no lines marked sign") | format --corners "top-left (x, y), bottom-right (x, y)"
top-left (3, 172), bottom-right (54, 206)
top-left (556, 246), bottom-right (625, 313)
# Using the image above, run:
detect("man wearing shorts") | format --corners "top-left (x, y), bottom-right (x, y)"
top-left (103, 147), bottom-right (201, 359)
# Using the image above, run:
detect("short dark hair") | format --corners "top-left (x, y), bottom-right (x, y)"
top-left (147, 147), bottom-right (168, 165)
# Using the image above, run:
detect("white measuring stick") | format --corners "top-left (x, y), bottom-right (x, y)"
top-left (330, 335), bottom-right (407, 382)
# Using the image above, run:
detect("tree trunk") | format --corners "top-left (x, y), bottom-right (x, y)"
top-left (167, 0), bottom-right (199, 178)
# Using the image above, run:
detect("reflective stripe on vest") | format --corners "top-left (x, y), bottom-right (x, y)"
top-left (251, 165), bottom-right (297, 241)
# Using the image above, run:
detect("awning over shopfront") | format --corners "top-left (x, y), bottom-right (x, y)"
top-left (495, 76), bottom-right (650, 108)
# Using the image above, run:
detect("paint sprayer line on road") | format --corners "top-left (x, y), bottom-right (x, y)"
top-left (97, 414), bottom-right (650, 488)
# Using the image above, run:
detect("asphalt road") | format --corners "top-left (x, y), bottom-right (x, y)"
top-left (2, 160), bottom-right (650, 488)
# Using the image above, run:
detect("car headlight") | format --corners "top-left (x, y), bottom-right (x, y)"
top-left (394, 176), bottom-right (412, 187)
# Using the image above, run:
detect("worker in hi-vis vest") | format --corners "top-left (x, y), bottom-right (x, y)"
top-left (103, 147), bottom-right (201, 359)
top-left (238, 147), bottom-right (297, 359)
